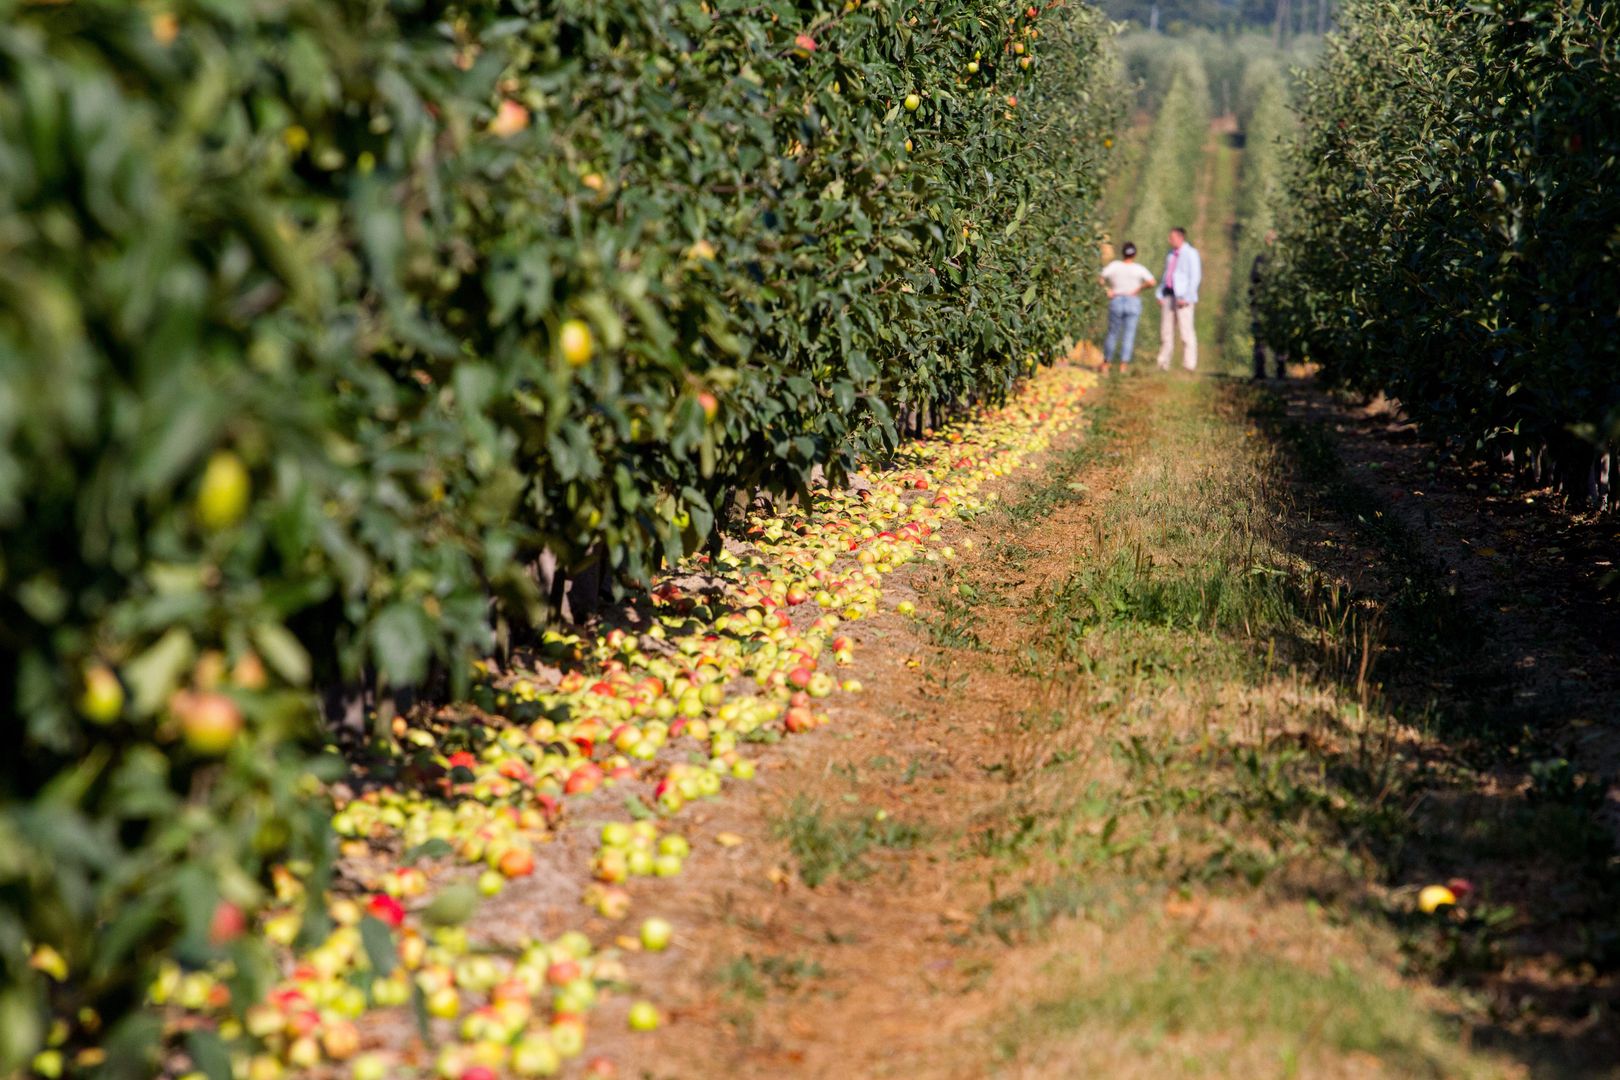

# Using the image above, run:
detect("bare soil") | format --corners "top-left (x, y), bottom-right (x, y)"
top-left (580, 376), bottom-right (1135, 1078)
top-left (579, 366), bottom-right (1620, 1079)
top-left (1261, 374), bottom-right (1620, 1069)
top-left (1271, 381), bottom-right (1620, 837)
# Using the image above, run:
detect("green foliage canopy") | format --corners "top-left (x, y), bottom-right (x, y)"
top-left (1260, 0), bottom-right (1619, 494)
top-left (0, 0), bottom-right (1120, 1071)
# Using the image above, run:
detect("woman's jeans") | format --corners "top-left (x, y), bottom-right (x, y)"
top-left (1104, 294), bottom-right (1142, 363)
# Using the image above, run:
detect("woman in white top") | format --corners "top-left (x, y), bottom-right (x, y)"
top-left (1099, 242), bottom-right (1157, 373)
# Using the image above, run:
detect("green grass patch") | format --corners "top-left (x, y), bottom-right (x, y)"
top-left (997, 957), bottom-right (1501, 1079)
top-left (773, 798), bottom-right (928, 887)
top-left (1000, 399), bottom-right (1120, 527)
top-left (971, 373), bottom-right (1616, 1075)
top-left (716, 953), bottom-right (826, 1001)
top-left (920, 591), bottom-right (985, 650)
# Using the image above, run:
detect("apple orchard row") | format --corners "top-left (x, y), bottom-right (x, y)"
top-left (2, 3), bottom-right (1120, 1075)
top-left (39, 365), bottom-right (1098, 1079)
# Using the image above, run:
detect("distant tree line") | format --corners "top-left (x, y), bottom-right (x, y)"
top-left (1097, 0), bottom-right (1335, 40)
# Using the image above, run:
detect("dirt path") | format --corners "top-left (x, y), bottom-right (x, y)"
top-left (583, 389), bottom-right (1137, 1078)
top-left (589, 360), bottom-right (1620, 1078)
top-left (571, 104), bottom-right (1620, 1080)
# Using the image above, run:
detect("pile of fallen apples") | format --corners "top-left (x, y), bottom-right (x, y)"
top-left (147, 365), bottom-right (1096, 1079)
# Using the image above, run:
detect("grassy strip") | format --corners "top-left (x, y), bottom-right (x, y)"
top-left (1000, 958), bottom-right (1495, 1079)
top-left (773, 795), bottom-right (929, 888)
top-left (1004, 399), bottom-right (1120, 527)
top-left (1193, 128), bottom-right (1242, 364)
top-left (966, 376), bottom-right (1543, 1076)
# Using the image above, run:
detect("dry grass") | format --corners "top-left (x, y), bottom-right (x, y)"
top-left (952, 375), bottom-right (1520, 1079)
top-left (584, 370), bottom-right (1616, 1079)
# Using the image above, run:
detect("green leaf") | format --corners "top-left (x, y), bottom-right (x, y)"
top-left (186, 1029), bottom-right (232, 1080)
top-left (123, 628), bottom-right (195, 717)
top-left (0, 986), bottom-right (44, 1073)
top-left (411, 983), bottom-right (434, 1047)
top-left (359, 915), bottom-right (398, 977)
top-left (372, 604), bottom-right (432, 686)
top-left (251, 623), bottom-right (311, 686)
top-left (421, 883), bottom-right (479, 928)
top-left (403, 837), bottom-right (453, 864)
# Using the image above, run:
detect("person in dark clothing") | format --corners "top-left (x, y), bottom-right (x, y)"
top-left (1250, 230), bottom-right (1288, 380)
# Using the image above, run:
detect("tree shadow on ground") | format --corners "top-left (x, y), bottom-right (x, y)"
top-left (1239, 374), bottom-right (1620, 1077)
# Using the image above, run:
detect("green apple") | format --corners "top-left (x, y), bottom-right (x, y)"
top-left (640, 917), bottom-right (673, 951)
top-left (627, 1001), bottom-right (661, 1031)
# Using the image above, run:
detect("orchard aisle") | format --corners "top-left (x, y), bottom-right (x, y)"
top-left (598, 36), bottom-right (1620, 1080)
top-left (1190, 116), bottom-right (1242, 367)
top-left (578, 377), bottom-right (1137, 1078)
top-left (606, 94), bottom-right (1620, 1072)
top-left (610, 368), bottom-right (1541, 1079)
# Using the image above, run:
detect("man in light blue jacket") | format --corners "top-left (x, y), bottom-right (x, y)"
top-left (1155, 227), bottom-right (1203, 371)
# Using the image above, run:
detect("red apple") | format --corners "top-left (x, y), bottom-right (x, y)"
top-left (209, 901), bottom-right (246, 946)
top-left (489, 99), bottom-right (530, 137)
top-left (499, 848), bottom-right (535, 878)
top-left (174, 691), bottom-right (242, 755)
top-left (367, 894), bottom-right (405, 928)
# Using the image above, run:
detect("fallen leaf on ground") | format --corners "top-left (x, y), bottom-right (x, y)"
top-left (1164, 896), bottom-right (1207, 921)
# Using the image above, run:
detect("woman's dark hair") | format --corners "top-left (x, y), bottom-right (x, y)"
top-left (1121, 242), bottom-right (1137, 258)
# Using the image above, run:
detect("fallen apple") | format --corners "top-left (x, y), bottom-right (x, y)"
top-left (627, 1001), bottom-right (661, 1032)
top-left (639, 917), bottom-right (673, 952)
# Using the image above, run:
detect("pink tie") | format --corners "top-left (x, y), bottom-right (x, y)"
top-left (1165, 250), bottom-right (1179, 289)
